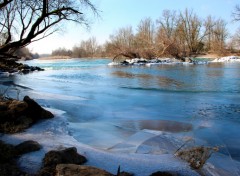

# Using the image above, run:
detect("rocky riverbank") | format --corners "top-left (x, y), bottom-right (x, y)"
top-left (108, 56), bottom-right (240, 66)
top-left (0, 96), bottom-right (54, 133)
top-left (0, 59), bottom-right (44, 76)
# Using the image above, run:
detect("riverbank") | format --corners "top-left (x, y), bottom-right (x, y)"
top-left (108, 55), bottom-right (240, 66)
top-left (0, 59), bottom-right (44, 75)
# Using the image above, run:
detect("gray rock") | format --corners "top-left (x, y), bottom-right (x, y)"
top-left (56, 164), bottom-right (113, 176)
top-left (14, 140), bottom-right (42, 155)
top-left (38, 147), bottom-right (87, 176)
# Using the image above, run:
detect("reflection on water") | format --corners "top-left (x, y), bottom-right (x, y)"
top-left (207, 62), bottom-right (225, 68)
top-left (157, 76), bottom-right (183, 88)
top-left (117, 120), bottom-right (193, 133)
top-left (112, 71), bottom-right (153, 79)
top-left (206, 70), bottom-right (223, 77)
top-left (112, 71), bottom-right (184, 89)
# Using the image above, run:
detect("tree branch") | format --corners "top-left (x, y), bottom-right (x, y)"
top-left (0, 0), bottom-right (13, 9)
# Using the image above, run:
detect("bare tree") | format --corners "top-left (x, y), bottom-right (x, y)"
top-left (106, 26), bottom-right (140, 59)
top-left (135, 17), bottom-right (156, 59)
top-left (0, 0), bottom-right (97, 58)
top-left (71, 36), bottom-right (101, 58)
top-left (204, 15), bottom-right (216, 51)
top-left (233, 4), bottom-right (240, 21)
top-left (211, 18), bottom-right (228, 55)
top-left (156, 10), bottom-right (180, 57)
top-left (0, 0), bottom-right (13, 9)
top-left (52, 47), bottom-right (72, 56)
top-left (178, 9), bottom-right (207, 56)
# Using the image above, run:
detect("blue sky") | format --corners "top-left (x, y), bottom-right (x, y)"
top-left (29, 0), bottom-right (240, 54)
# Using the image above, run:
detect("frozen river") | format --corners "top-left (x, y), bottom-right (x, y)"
top-left (1, 58), bottom-right (240, 175)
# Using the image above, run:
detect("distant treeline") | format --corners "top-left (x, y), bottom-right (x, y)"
top-left (51, 9), bottom-right (240, 60)
top-left (1, 1), bottom-right (240, 60)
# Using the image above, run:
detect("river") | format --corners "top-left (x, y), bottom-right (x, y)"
top-left (1, 58), bottom-right (240, 175)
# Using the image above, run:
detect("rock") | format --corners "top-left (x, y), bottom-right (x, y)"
top-left (0, 100), bottom-right (28, 122)
top-left (118, 171), bottom-right (134, 176)
top-left (38, 147), bottom-right (87, 176)
top-left (23, 96), bottom-right (54, 121)
top-left (8, 100), bottom-right (28, 115)
top-left (175, 146), bottom-right (218, 169)
top-left (150, 171), bottom-right (176, 176)
top-left (0, 101), bottom-right (8, 111)
top-left (0, 59), bottom-right (44, 74)
top-left (121, 60), bottom-right (130, 65)
top-left (19, 64), bottom-right (45, 74)
top-left (0, 163), bottom-right (25, 176)
top-left (0, 140), bottom-right (26, 175)
top-left (0, 100), bottom-right (29, 131)
top-left (56, 164), bottom-right (113, 176)
top-left (0, 118), bottom-right (33, 133)
top-left (14, 140), bottom-right (42, 155)
top-left (21, 69), bottom-right (31, 74)
top-left (0, 96), bottom-right (53, 133)
top-left (43, 147), bottom-right (87, 167)
top-left (0, 140), bottom-right (15, 163)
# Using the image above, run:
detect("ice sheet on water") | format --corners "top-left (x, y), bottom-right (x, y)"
top-left (203, 153), bottom-right (240, 176)
top-left (1, 107), bottom-right (240, 176)
top-left (109, 130), bottom-right (183, 154)
top-left (68, 121), bottom-right (132, 149)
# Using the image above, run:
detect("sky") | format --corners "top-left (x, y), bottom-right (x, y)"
top-left (29, 0), bottom-right (240, 54)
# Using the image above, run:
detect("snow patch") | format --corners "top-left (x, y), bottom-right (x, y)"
top-left (211, 56), bottom-right (240, 62)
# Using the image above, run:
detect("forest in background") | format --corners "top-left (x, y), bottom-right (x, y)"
top-left (51, 8), bottom-right (240, 60)
top-left (1, 1), bottom-right (240, 60)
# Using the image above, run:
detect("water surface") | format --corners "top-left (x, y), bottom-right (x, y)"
top-left (6, 59), bottom-right (240, 163)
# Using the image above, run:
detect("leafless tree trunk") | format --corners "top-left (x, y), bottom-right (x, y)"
top-left (0, 0), bottom-right (97, 58)
top-left (233, 4), bottom-right (240, 21)
top-left (178, 9), bottom-right (207, 56)
top-left (0, 0), bottom-right (13, 9)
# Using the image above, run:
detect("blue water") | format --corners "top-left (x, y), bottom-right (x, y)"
top-left (7, 58), bottom-right (240, 162)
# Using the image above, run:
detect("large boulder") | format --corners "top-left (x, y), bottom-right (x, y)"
top-left (43, 147), bottom-right (87, 167)
top-left (0, 140), bottom-right (41, 176)
top-left (0, 140), bottom-right (15, 163)
top-left (14, 140), bottom-right (42, 156)
top-left (0, 96), bottom-right (54, 133)
top-left (23, 96), bottom-right (54, 121)
top-left (0, 100), bottom-right (28, 123)
top-left (38, 147), bottom-right (87, 176)
top-left (56, 164), bottom-right (113, 176)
